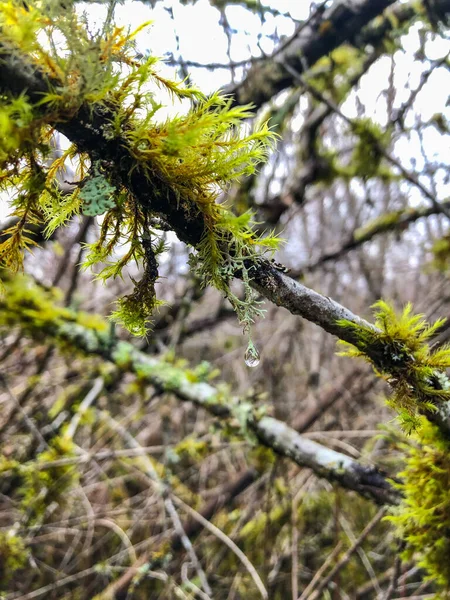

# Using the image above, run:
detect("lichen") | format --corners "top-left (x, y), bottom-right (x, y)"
top-left (79, 167), bottom-right (117, 217)
top-left (0, 0), bottom-right (280, 339)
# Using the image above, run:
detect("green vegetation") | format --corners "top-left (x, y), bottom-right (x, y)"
top-left (0, 0), bottom-right (279, 338)
top-left (1, 0), bottom-right (450, 598)
top-left (339, 301), bottom-right (450, 433)
top-left (388, 421), bottom-right (450, 592)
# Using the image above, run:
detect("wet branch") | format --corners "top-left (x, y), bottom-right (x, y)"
top-left (0, 293), bottom-right (400, 507)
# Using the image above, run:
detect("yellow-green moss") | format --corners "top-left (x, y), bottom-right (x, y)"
top-left (0, 273), bottom-right (110, 348)
top-left (0, 530), bottom-right (29, 587)
top-left (0, 0), bottom-right (280, 338)
top-left (339, 301), bottom-right (450, 432)
top-left (353, 210), bottom-right (404, 242)
top-left (19, 435), bottom-right (79, 524)
top-left (387, 421), bottom-right (450, 596)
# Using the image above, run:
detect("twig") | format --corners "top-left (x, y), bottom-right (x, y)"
top-left (289, 200), bottom-right (450, 279)
top-left (6, 565), bottom-right (100, 600)
top-left (0, 296), bottom-right (401, 505)
top-left (94, 518), bottom-right (137, 563)
top-left (99, 412), bottom-right (213, 598)
top-left (0, 373), bottom-right (47, 448)
top-left (94, 468), bottom-right (259, 599)
top-left (281, 60), bottom-right (450, 220)
top-left (383, 550), bottom-right (403, 600)
top-left (308, 507), bottom-right (387, 600)
top-left (297, 541), bottom-right (344, 600)
top-left (339, 514), bottom-right (382, 597)
top-left (65, 377), bottom-right (104, 439)
top-left (173, 495), bottom-right (268, 600)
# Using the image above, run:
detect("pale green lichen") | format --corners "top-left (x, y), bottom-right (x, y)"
top-left (79, 169), bottom-right (117, 217)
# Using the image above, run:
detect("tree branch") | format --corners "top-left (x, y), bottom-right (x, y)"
top-left (291, 201), bottom-right (450, 278)
top-left (0, 289), bottom-right (400, 507)
top-left (1, 39), bottom-right (450, 437)
top-left (225, 0), bottom-right (450, 110)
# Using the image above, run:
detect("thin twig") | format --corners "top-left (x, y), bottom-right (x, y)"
top-left (280, 60), bottom-right (450, 220)
top-left (100, 412), bottom-right (213, 598)
top-left (0, 373), bottom-right (47, 448)
top-left (383, 552), bottom-right (403, 600)
top-left (297, 541), bottom-right (344, 600)
top-left (308, 507), bottom-right (387, 600)
top-left (173, 495), bottom-right (268, 600)
top-left (65, 377), bottom-right (104, 439)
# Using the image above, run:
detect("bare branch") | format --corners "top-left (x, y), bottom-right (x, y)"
top-left (226, 0), bottom-right (450, 110)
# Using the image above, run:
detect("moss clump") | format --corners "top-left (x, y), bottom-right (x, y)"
top-left (307, 45), bottom-right (366, 102)
top-left (387, 421), bottom-right (450, 596)
top-left (353, 210), bottom-right (404, 242)
top-left (339, 301), bottom-right (450, 432)
top-left (0, 0), bottom-right (280, 337)
top-left (0, 530), bottom-right (29, 587)
top-left (0, 273), bottom-right (109, 338)
top-left (350, 118), bottom-right (391, 179)
top-left (431, 234), bottom-right (450, 272)
top-left (19, 435), bottom-right (79, 523)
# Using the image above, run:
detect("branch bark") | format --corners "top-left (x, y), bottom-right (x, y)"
top-left (2, 40), bottom-right (450, 437)
top-left (225, 0), bottom-right (450, 110)
top-left (0, 291), bottom-right (400, 507)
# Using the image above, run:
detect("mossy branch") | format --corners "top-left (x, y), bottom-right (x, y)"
top-left (289, 201), bottom-right (450, 279)
top-left (0, 1), bottom-right (279, 336)
top-left (338, 301), bottom-right (450, 434)
top-left (0, 274), bottom-right (399, 506)
top-left (1, 1), bottom-right (450, 442)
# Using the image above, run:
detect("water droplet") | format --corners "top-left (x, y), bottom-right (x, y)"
top-left (245, 345), bottom-right (260, 368)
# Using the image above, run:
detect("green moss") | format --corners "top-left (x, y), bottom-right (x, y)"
top-left (349, 118), bottom-right (391, 179)
top-left (307, 45), bottom-right (366, 103)
top-left (387, 422), bottom-right (450, 595)
top-left (171, 437), bottom-right (210, 462)
top-left (339, 301), bottom-right (450, 433)
top-left (353, 210), bottom-right (403, 241)
top-left (0, 455), bottom-right (20, 474)
top-left (134, 360), bottom-right (183, 390)
top-left (239, 502), bottom-right (289, 543)
top-left (0, 0), bottom-right (280, 338)
top-left (0, 274), bottom-right (114, 360)
top-left (431, 234), bottom-right (450, 271)
top-left (0, 530), bottom-right (29, 587)
top-left (248, 445), bottom-right (276, 470)
top-left (19, 435), bottom-right (79, 524)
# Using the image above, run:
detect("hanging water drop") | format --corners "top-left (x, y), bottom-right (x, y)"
top-left (244, 343), bottom-right (260, 368)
